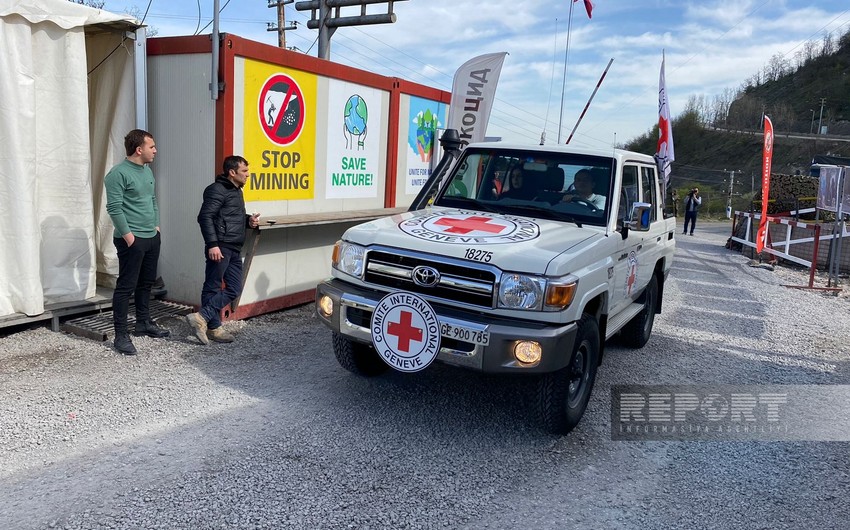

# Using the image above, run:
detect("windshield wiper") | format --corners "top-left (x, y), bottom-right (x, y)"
top-left (438, 196), bottom-right (499, 213)
top-left (499, 204), bottom-right (582, 227)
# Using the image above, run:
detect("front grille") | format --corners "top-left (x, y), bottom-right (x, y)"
top-left (364, 250), bottom-right (496, 308)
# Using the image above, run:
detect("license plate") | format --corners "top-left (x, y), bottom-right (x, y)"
top-left (440, 321), bottom-right (490, 346)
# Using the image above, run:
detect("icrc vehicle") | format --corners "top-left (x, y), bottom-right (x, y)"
top-left (316, 130), bottom-right (676, 434)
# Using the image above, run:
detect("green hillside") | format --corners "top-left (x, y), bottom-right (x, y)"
top-left (625, 29), bottom-right (850, 217)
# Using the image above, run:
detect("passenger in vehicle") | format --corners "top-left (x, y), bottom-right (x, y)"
top-left (499, 167), bottom-right (536, 200)
top-left (562, 169), bottom-right (605, 210)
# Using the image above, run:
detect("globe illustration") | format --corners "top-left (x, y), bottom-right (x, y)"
top-left (344, 95), bottom-right (368, 135)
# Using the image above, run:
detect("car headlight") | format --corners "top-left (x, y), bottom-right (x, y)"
top-left (499, 274), bottom-right (545, 310)
top-left (332, 240), bottom-right (366, 278)
top-left (498, 273), bottom-right (579, 311)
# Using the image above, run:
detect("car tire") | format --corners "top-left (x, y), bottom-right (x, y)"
top-left (537, 313), bottom-right (600, 435)
top-left (332, 332), bottom-right (388, 376)
top-left (620, 273), bottom-right (658, 349)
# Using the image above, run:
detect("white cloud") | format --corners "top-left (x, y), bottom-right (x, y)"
top-left (104, 0), bottom-right (850, 147)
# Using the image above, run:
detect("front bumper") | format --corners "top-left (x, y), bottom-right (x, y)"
top-left (316, 279), bottom-right (578, 374)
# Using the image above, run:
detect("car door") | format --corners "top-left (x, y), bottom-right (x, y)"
top-left (636, 164), bottom-right (664, 284)
top-left (610, 164), bottom-right (644, 315)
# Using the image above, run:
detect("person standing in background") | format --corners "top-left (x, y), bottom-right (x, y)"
top-left (683, 187), bottom-right (701, 235)
top-left (186, 156), bottom-right (260, 345)
top-left (104, 129), bottom-right (170, 355)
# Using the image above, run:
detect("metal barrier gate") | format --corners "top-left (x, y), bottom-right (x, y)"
top-left (729, 211), bottom-right (837, 291)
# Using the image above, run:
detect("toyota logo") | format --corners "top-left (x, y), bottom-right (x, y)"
top-left (411, 266), bottom-right (440, 287)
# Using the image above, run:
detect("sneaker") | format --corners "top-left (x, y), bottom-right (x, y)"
top-left (207, 327), bottom-right (235, 343)
top-left (185, 312), bottom-right (209, 345)
top-left (114, 333), bottom-right (137, 355)
top-left (134, 319), bottom-right (171, 338)
top-left (690, 232), bottom-right (694, 236)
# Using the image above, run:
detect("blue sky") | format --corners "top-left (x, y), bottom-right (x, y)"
top-left (100, 0), bottom-right (849, 150)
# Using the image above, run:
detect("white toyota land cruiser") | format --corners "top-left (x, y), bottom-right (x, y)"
top-left (316, 130), bottom-right (676, 434)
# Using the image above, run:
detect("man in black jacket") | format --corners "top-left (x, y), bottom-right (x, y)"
top-left (186, 156), bottom-right (260, 344)
top-left (683, 187), bottom-right (701, 236)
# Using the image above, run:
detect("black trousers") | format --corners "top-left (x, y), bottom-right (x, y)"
top-left (683, 211), bottom-right (698, 234)
top-left (112, 233), bottom-right (161, 333)
top-left (199, 246), bottom-right (243, 330)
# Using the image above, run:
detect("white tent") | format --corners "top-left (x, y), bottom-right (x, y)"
top-left (0, 0), bottom-right (141, 317)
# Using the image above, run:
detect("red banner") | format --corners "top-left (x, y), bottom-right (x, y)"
top-left (756, 116), bottom-right (774, 254)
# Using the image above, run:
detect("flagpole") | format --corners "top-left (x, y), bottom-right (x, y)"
top-left (541, 17), bottom-right (560, 145)
top-left (557, 0), bottom-right (575, 143)
top-left (565, 58), bottom-right (614, 144)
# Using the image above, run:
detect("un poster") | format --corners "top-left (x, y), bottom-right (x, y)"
top-left (405, 96), bottom-right (446, 196)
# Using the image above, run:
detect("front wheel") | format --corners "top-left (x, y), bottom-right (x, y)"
top-left (537, 314), bottom-right (600, 435)
top-left (332, 332), bottom-right (388, 376)
top-left (619, 274), bottom-right (658, 348)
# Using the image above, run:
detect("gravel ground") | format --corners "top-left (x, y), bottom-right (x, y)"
top-left (1, 220), bottom-right (849, 529)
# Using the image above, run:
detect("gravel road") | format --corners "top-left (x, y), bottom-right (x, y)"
top-left (2, 220), bottom-right (849, 529)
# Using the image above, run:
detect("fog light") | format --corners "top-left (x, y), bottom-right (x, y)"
top-left (318, 295), bottom-right (334, 318)
top-left (514, 341), bottom-right (542, 364)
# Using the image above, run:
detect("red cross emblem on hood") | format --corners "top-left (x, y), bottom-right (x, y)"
top-left (433, 215), bottom-right (506, 235)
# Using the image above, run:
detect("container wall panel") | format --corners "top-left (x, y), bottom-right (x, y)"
top-left (148, 53), bottom-right (216, 306)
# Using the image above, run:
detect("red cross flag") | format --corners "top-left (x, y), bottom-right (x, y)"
top-left (656, 51), bottom-right (675, 199)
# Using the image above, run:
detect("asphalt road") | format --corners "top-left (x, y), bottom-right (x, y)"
top-left (2, 220), bottom-right (849, 529)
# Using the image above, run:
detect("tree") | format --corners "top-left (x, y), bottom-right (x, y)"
top-left (821, 31), bottom-right (836, 56)
top-left (125, 5), bottom-right (159, 37)
top-left (764, 53), bottom-right (790, 82)
top-left (840, 28), bottom-right (850, 49)
top-left (69, 0), bottom-right (106, 7)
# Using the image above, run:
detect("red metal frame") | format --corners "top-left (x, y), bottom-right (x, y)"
top-left (148, 34), bottom-right (449, 207)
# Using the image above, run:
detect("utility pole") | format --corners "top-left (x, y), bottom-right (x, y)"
top-left (267, 0), bottom-right (296, 49)
top-left (726, 169), bottom-right (736, 219)
top-left (294, 0), bottom-right (408, 60)
top-left (817, 98), bottom-right (826, 134)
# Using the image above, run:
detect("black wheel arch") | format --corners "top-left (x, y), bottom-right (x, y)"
top-left (653, 259), bottom-right (666, 314)
top-left (580, 293), bottom-right (607, 365)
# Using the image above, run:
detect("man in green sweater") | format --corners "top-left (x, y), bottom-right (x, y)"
top-left (104, 129), bottom-right (170, 355)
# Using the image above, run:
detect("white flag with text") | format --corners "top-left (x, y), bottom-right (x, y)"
top-left (447, 52), bottom-right (508, 148)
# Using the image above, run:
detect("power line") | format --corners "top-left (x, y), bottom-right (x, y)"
top-left (88, 0), bottom-right (154, 76)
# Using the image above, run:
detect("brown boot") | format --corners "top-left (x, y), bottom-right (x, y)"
top-left (185, 312), bottom-right (209, 345)
top-left (207, 327), bottom-right (235, 343)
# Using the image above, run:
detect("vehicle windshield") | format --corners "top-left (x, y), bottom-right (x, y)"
top-left (434, 148), bottom-right (615, 226)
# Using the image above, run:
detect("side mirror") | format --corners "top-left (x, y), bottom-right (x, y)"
top-left (628, 202), bottom-right (652, 232)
